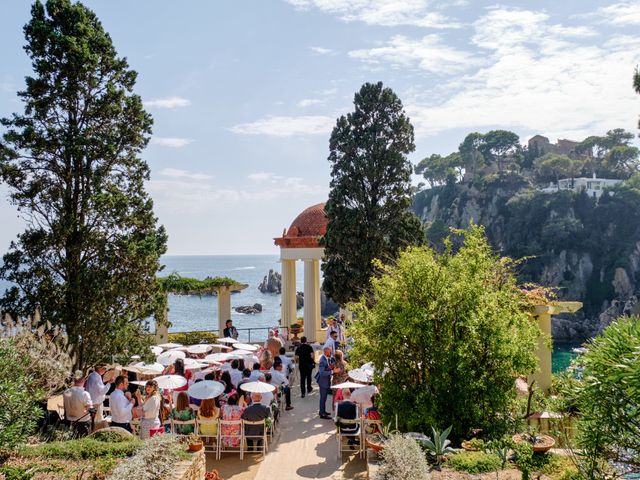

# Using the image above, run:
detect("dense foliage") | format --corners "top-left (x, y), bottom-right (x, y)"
top-left (158, 273), bottom-right (242, 294)
top-left (0, 339), bottom-right (43, 452)
top-left (573, 316), bottom-right (640, 475)
top-left (0, 0), bottom-right (167, 368)
top-left (322, 82), bottom-right (423, 305)
top-left (349, 226), bottom-right (539, 439)
top-left (374, 434), bottom-right (430, 480)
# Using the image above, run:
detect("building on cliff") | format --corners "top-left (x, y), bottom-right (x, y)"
top-left (528, 135), bottom-right (586, 159)
top-left (539, 173), bottom-right (622, 198)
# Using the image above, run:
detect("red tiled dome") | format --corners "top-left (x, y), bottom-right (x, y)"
top-left (287, 203), bottom-right (327, 237)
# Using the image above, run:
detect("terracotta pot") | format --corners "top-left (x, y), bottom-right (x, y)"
top-left (188, 441), bottom-right (204, 452)
top-left (365, 437), bottom-right (385, 453)
top-left (512, 433), bottom-right (555, 453)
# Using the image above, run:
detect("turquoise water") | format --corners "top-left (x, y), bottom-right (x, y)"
top-left (552, 342), bottom-right (581, 372)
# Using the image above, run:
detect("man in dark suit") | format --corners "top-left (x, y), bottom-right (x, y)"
top-left (295, 336), bottom-right (315, 397)
top-left (241, 392), bottom-right (271, 451)
top-left (223, 319), bottom-right (239, 339)
top-left (336, 389), bottom-right (360, 446)
top-left (316, 345), bottom-right (334, 419)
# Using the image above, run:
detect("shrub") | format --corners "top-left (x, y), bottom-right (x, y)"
top-left (107, 434), bottom-right (188, 480)
top-left (17, 438), bottom-right (141, 460)
top-left (374, 434), bottom-right (430, 480)
top-left (449, 451), bottom-right (502, 474)
top-left (0, 339), bottom-right (43, 452)
top-left (0, 466), bottom-right (33, 480)
top-left (168, 331), bottom-right (218, 345)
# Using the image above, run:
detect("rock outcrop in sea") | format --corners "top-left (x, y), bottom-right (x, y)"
top-left (258, 269), bottom-right (281, 294)
top-left (234, 304), bottom-right (263, 314)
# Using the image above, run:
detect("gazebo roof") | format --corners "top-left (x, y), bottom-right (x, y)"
top-left (274, 202), bottom-right (327, 248)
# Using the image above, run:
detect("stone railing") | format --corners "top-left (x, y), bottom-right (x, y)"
top-left (169, 450), bottom-right (206, 480)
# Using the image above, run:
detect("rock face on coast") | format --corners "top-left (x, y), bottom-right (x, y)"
top-left (294, 291), bottom-right (340, 316)
top-left (234, 304), bottom-right (263, 314)
top-left (412, 173), bottom-right (640, 341)
top-left (258, 270), bottom-right (281, 294)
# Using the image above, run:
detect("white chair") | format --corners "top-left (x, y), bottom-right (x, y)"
top-left (336, 418), bottom-right (362, 460)
top-left (172, 418), bottom-right (196, 437)
top-left (217, 419), bottom-right (243, 460)
top-left (195, 418), bottom-right (219, 456)
top-left (242, 419), bottom-right (268, 457)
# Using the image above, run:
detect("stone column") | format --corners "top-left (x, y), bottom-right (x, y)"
top-left (218, 286), bottom-right (231, 337)
top-left (281, 258), bottom-right (297, 329)
top-left (303, 259), bottom-right (321, 343)
top-left (529, 306), bottom-right (553, 393)
top-left (154, 299), bottom-right (169, 344)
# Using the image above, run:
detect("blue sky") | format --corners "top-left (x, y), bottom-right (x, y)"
top-left (1, 0), bottom-right (640, 254)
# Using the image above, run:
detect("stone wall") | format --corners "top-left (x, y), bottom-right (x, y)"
top-left (170, 450), bottom-right (206, 480)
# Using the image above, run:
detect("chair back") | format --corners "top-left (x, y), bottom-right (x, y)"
top-left (172, 418), bottom-right (196, 436)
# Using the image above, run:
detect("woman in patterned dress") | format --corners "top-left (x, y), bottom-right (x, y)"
top-left (220, 392), bottom-right (245, 448)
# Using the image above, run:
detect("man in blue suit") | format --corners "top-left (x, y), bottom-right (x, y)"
top-left (316, 344), bottom-right (335, 419)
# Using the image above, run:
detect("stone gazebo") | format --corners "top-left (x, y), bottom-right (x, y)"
top-left (274, 203), bottom-right (327, 343)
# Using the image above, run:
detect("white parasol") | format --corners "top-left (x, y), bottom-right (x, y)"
top-left (209, 344), bottom-right (232, 351)
top-left (233, 349), bottom-right (255, 356)
top-left (150, 345), bottom-right (163, 356)
top-left (186, 344), bottom-right (213, 355)
top-left (130, 380), bottom-right (148, 387)
top-left (348, 368), bottom-right (372, 383)
top-left (168, 346), bottom-right (188, 352)
top-left (361, 362), bottom-right (375, 375)
top-left (331, 381), bottom-right (368, 389)
top-left (130, 362), bottom-right (164, 374)
top-left (183, 358), bottom-right (208, 370)
top-left (187, 380), bottom-right (225, 400)
top-left (217, 337), bottom-right (239, 344)
top-left (158, 342), bottom-right (183, 349)
top-left (233, 343), bottom-right (258, 352)
top-left (157, 350), bottom-right (187, 366)
top-left (240, 381), bottom-right (276, 393)
top-left (153, 374), bottom-right (188, 390)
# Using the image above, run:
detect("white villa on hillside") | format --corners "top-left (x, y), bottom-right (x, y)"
top-left (539, 173), bottom-right (622, 198)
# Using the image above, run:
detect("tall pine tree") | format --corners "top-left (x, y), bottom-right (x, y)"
top-left (322, 82), bottom-right (423, 305)
top-left (0, 0), bottom-right (167, 368)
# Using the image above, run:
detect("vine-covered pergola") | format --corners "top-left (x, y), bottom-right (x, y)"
top-left (154, 273), bottom-right (248, 343)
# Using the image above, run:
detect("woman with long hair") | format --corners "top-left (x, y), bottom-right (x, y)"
top-left (170, 391), bottom-right (195, 434)
top-left (332, 350), bottom-right (349, 407)
top-left (220, 392), bottom-right (244, 448)
top-left (197, 397), bottom-right (220, 437)
top-left (135, 380), bottom-right (161, 439)
top-left (163, 358), bottom-right (191, 391)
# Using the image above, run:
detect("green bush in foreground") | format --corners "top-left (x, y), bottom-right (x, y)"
top-left (449, 451), bottom-right (502, 474)
top-left (18, 437), bottom-right (141, 460)
top-left (374, 434), bottom-right (430, 480)
top-left (168, 331), bottom-right (218, 345)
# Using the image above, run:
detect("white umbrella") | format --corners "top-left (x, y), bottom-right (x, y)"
top-left (158, 342), bottom-right (182, 349)
top-left (150, 346), bottom-right (163, 355)
top-left (331, 381), bottom-right (368, 390)
top-left (233, 349), bottom-right (255, 356)
top-left (204, 353), bottom-right (231, 363)
top-left (240, 381), bottom-right (276, 393)
top-left (157, 350), bottom-right (186, 366)
top-left (183, 359), bottom-right (208, 370)
top-left (188, 380), bottom-right (225, 400)
top-left (186, 344), bottom-right (212, 355)
top-left (130, 380), bottom-right (148, 387)
top-left (233, 343), bottom-right (258, 351)
top-left (153, 375), bottom-right (188, 390)
top-left (348, 368), bottom-right (372, 383)
top-left (361, 362), bottom-right (375, 375)
top-left (130, 362), bottom-right (164, 374)
top-left (168, 346), bottom-right (188, 352)
top-left (217, 337), bottom-right (239, 344)
top-left (209, 344), bottom-right (232, 351)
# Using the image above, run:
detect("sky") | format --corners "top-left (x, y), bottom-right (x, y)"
top-left (1, 0), bottom-right (640, 255)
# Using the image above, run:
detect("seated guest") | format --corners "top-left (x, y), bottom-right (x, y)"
top-left (110, 376), bottom-right (135, 432)
top-left (163, 358), bottom-right (191, 391)
top-left (241, 392), bottom-right (271, 451)
top-left (364, 394), bottom-right (382, 434)
top-left (249, 363), bottom-right (262, 381)
top-left (229, 359), bottom-right (242, 388)
top-left (63, 370), bottom-right (93, 436)
top-left (221, 393), bottom-right (245, 448)
top-left (170, 391), bottom-right (195, 434)
top-left (259, 374), bottom-right (274, 407)
top-left (270, 358), bottom-right (293, 411)
top-left (336, 389), bottom-right (359, 445)
top-left (197, 397), bottom-right (220, 437)
top-left (278, 347), bottom-right (292, 375)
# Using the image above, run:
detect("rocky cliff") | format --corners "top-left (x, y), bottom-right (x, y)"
top-left (412, 173), bottom-right (640, 340)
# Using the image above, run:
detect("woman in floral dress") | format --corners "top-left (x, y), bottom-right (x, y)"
top-left (332, 350), bottom-right (349, 408)
top-left (220, 392), bottom-right (245, 447)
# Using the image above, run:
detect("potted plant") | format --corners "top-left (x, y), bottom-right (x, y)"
top-left (187, 432), bottom-right (204, 452)
top-left (512, 430), bottom-right (555, 453)
top-left (289, 323), bottom-right (303, 336)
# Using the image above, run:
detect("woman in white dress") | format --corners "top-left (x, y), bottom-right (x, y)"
top-left (135, 380), bottom-right (161, 439)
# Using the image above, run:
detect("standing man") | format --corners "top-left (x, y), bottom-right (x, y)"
top-left (109, 376), bottom-right (135, 432)
top-left (316, 345), bottom-right (334, 419)
top-left (295, 336), bottom-right (315, 398)
top-left (62, 370), bottom-right (93, 436)
top-left (85, 364), bottom-right (113, 424)
top-left (223, 319), bottom-right (239, 339)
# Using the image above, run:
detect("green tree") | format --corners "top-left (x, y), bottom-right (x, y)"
top-left (0, 0), bottom-right (167, 369)
top-left (459, 132), bottom-right (486, 177)
top-left (349, 225), bottom-right (539, 439)
top-left (572, 317), bottom-right (640, 475)
top-left (478, 130), bottom-right (521, 172)
top-left (415, 152), bottom-right (462, 187)
top-left (534, 153), bottom-right (583, 184)
top-left (322, 82), bottom-right (423, 305)
top-left (576, 129), bottom-right (638, 178)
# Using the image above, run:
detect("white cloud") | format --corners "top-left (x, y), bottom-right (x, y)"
top-left (349, 34), bottom-right (480, 74)
top-left (284, 0), bottom-right (461, 28)
top-left (248, 172), bottom-right (281, 182)
top-left (143, 96), bottom-right (191, 109)
top-left (311, 46), bottom-right (333, 54)
top-left (159, 168), bottom-right (212, 181)
top-left (298, 98), bottom-right (325, 107)
top-left (229, 115), bottom-right (334, 136)
top-left (152, 137), bottom-right (194, 148)
top-left (596, 2), bottom-right (640, 25)
top-left (406, 8), bottom-right (640, 140)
